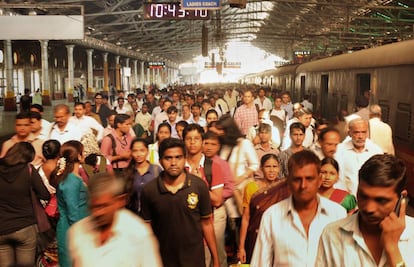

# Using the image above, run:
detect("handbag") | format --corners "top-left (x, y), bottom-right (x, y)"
top-left (28, 164), bottom-right (51, 233)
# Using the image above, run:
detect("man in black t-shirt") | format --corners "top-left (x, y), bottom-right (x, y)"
top-left (140, 138), bottom-right (219, 267)
top-left (20, 88), bottom-right (31, 112)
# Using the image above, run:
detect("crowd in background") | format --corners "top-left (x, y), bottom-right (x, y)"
top-left (0, 83), bottom-right (411, 267)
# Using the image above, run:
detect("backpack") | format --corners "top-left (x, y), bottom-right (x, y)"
top-left (107, 134), bottom-right (118, 168)
top-left (204, 157), bottom-right (213, 189)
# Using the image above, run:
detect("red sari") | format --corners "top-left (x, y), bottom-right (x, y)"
top-left (244, 179), bottom-right (290, 263)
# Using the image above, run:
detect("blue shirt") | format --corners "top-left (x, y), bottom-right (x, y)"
top-left (131, 164), bottom-right (161, 213)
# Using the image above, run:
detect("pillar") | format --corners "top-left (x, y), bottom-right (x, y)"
top-left (133, 60), bottom-right (138, 89)
top-left (40, 40), bottom-right (51, 105)
top-left (146, 65), bottom-right (150, 86)
top-left (140, 61), bottom-right (145, 89)
top-left (3, 40), bottom-right (16, 111)
top-left (86, 49), bottom-right (94, 98)
top-left (66, 45), bottom-right (75, 101)
top-left (115, 55), bottom-right (121, 91)
top-left (103, 52), bottom-right (109, 92)
top-left (124, 58), bottom-right (130, 92)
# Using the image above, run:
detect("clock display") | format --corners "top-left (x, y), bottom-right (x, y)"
top-left (144, 3), bottom-right (209, 20)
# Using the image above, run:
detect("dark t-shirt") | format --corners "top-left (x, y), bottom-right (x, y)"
top-left (20, 95), bottom-right (31, 111)
top-left (140, 172), bottom-right (212, 267)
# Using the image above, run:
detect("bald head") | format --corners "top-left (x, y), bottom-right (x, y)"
top-left (369, 104), bottom-right (382, 118)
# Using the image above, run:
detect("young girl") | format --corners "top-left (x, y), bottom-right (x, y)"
top-left (319, 157), bottom-right (357, 214)
top-left (148, 122), bottom-right (171, 166)
top-left (125, 138), bottom-right (162, 214)
top-left (52, 141), bottom-right (89, 267)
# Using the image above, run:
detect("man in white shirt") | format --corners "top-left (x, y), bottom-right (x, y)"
top-left (68, 173), bottom-right (162, 267)
top-left (251, 150), bottom-right (346, 267)
top-left (281, 92), bottom-right (294, 119)
top-left (301, 94), bottom-right (313, 112)
top-left (154, 99), bottom-right (172, 135)
top-left (253, 88), bottom-right (273, 111)
top-left (335, 118), bottom-right (383, 196)
top-left (114, 97), bottom-right (131, 114)
top-left (49, 104), bottom-right (82, 144)
top-left (369, 104), bottom-right (395, 155)
top-left (135, 102), bottom-right (152, 133)
top-left (223, 88), bottom-right (238, 116)
top-left (30, 104), bottom-right (51, 138)
top-left (70, 102), bottom-right (104, 141)
top-left (317, 154), bottom-right (414, 267)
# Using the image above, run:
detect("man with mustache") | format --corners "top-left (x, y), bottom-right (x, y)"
top-left (140, 138), bottom-right (219, 267)
top-left (251, 150), bottom-right (346, 266)
top-left (317, 154), bottom-right (414, 267)
top-left (335, 118), bottom-right (383, 196)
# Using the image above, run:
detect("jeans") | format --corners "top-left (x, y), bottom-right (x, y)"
top-left (0, 224), bottom-right (37, 267)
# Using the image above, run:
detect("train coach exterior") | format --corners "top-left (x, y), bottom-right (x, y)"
top-left (295, 39), bottom-right (414, 150)
top-left (243, 39), bottom-right (414, 199)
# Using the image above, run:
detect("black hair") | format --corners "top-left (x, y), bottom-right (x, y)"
top-left (320, 157), bottom-right (339, 173)
top-left (191, 103), bottom-right (202, 109)
top-left (74, 102), bottom-right (85, 108)
top-left (1, 142), bottom-right (35, 166)
top-left (29, 111), bottom-right (42, 120)
top-left (261, 153), bottom-right (279, 167)
top-left (42, 139), bottom-right (61, 160)
top-left (176, 120), bottom-right (189, 129)
top-left (287, 150), bottom-right (320, 177)
top-left (167, 106), bottom-right (178, 114)
top-left (359, 154), bottom-right (406, 194)
top-left (215, 114), bottom-right (243, 146)
top-left (114, 114), bottom-right (130, 129)
top-left (204, 130), bottom-right (220, 142)
top-left (30, 104), bottom-right (44, 112)
top-left (206, 109), bottom-right (218, 118)
top-left (159, 138), bottom-right (186, 159)
top-left (16, 112), bottom-right (30, 120)
top-left (318, 127), bottom-right (340, 142)
top-left (182, 123), bottom-right (205, 140)
top-left (290, 122), bottom-right (306, 134)
top-left (157, 122), bottom-right (172, 134)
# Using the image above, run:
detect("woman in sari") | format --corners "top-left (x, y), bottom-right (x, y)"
top-left (238, 153), bottom-right (290, 264)
top-left (319, 157), bottom-right (357, 214)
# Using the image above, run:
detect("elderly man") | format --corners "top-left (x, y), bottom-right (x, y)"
top-left (68, 173), bottom-right (162, 267)
top-left (369, 104), bottom-right (395, 155)
top-left (49, 104), bottom-right (82, 144)
top-left (335, 118), bottom-right (383, 196)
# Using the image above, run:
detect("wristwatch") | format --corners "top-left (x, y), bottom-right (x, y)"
top-left (395, 261), bottom-right (405, 267)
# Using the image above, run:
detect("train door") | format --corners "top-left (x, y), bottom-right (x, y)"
top-left (300, 75), bottom-right (305, 101)
top-left (356, 73), bottom-right (371, 97)
top-left (320, 74), bottom-right (329, 118)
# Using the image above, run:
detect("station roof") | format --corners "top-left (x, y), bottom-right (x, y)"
top-left (3, 0), bottom-right (414, 65)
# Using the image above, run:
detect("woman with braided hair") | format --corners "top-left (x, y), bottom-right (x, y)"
top-left (51, 141), bottom-right (89, 267)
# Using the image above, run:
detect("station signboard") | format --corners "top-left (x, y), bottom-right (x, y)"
top-left (181, 0), bottom-right (220, 10)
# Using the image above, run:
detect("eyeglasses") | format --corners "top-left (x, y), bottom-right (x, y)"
top-left (95, 97), bottom-right (102, 100)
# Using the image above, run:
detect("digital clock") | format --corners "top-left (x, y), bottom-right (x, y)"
top-left (143, 3), bottom-right (209, 20)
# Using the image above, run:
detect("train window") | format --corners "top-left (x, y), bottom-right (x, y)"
top-left (395, 102), bottom-right (411, 142)
top-left (356, 73), bottom-right (371, 96)
top-left (329, 92), bottom-right (338, 119)
top-left (300, 76), bottom-right (305, 100)
top-left (340, 94), bottom-right (348, 112)
top-left (378, 100), bottom-right (390, 123)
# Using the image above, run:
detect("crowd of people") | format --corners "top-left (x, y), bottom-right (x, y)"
top-left (0, 84), bottom-right (412, 267)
